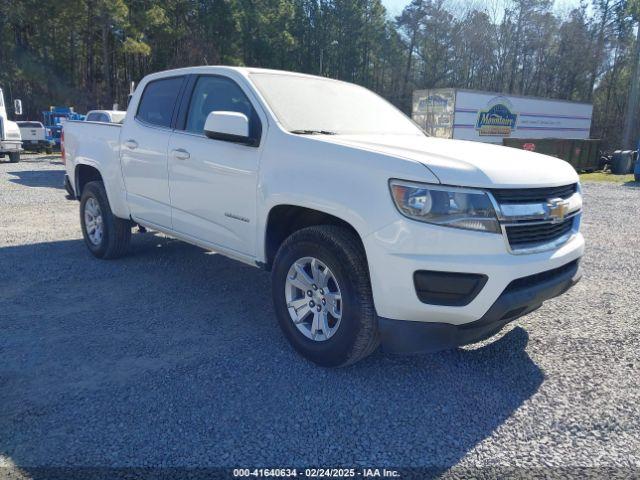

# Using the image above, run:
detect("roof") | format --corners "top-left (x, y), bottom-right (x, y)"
top-left (414, 87), bottom-right (593, 107)
top-left (142, 65), bottom-right (342, 84)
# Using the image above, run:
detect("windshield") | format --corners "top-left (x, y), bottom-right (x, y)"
top-left (250, 73), bottom-right (424, 136)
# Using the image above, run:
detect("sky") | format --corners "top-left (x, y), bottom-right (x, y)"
top-left (381, 0), bottom-right (582, 18)
top-left (381, 0), bottom-right (410, 16)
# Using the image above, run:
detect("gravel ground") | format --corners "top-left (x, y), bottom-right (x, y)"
top-left (0, 154), bottom-right (639, 479)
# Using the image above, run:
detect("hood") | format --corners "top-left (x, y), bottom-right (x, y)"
top-left (319, 134), bottom-right (579, 189)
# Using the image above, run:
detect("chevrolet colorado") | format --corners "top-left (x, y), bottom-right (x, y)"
top-left (63, 67), bottom-right (584, 366)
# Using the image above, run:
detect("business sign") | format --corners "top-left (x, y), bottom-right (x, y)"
top-left (416, 94), bottom-right (452, 114)
top-left (412, 88), bottom-right (456, 138)
top-left (476, 98), bottom-right (518, 137)
top-left (416, 89), bottom-right (593, 142)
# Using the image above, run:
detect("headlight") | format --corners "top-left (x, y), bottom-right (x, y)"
top-left (389, 180), bottom-right (500, 233)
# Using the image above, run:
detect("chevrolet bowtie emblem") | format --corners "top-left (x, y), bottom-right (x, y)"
top-left (546, 198), bottom-right (570, 223)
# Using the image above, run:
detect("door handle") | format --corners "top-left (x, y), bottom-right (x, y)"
top-left (171, 148), bottom-right (190, 160)
top-left (124, 139), bottom-right (138, 150)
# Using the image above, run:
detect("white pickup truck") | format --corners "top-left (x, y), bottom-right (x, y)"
top-left (17, 121), bottom-right (53, 154)
top-left (63, 67), bottom-right (584, 366)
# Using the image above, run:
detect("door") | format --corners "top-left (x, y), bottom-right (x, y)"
top-left (167, 75), bottom-right (263, 257)
top-left (121, 75), bottom-right (185, 228)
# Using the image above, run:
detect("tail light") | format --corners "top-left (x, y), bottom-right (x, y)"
top-left (61, 129), bottom-right (65, 164)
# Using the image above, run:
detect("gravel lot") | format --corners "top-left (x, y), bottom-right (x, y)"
top-left (1, 154), bottom-right (639, 478)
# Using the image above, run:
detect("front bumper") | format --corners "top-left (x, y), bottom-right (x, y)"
top-left (0, 140), bottom-right (22, 152)
top-left (379, 258), bottom-right (581, 354)
top-left (365, 216), bottom-right (584, 324)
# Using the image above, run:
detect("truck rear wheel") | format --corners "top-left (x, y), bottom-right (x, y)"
top-left (8, 152), bottom-right (20, 163)
top-left (80, 181), bottom-right (131, 259)
top-left (271, 225), bottom-right (379, 367)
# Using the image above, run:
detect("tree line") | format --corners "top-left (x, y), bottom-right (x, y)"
top-left (1, 0), bottom-right (639, 149)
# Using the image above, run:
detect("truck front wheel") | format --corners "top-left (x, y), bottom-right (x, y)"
top-left (8, 152), bottom-right (20, 163)
top-left (80, 181), bottom-right (131, 259)
top-left (271, 225), bottom-right (379, 367)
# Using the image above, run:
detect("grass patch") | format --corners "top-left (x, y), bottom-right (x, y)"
top-left (580, 172), bottom-right (636, 183)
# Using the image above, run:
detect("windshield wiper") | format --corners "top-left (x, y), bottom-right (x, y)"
top-left (289, 129), bottom-right (337, 135)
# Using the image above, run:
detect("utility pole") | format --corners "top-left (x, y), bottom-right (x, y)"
top-left (623, 25), bottom-right (640, 149)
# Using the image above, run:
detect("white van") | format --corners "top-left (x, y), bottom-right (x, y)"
top-left (0, 88), bottom-right (22, 162)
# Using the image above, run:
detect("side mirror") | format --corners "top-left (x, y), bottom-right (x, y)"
top-left (14, 99), bottom-right (23, 116)
top-left (204, 111), bottom-right (254, 146)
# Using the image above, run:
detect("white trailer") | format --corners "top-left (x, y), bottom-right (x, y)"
top-left (412, 88), bottom-right (593, 144)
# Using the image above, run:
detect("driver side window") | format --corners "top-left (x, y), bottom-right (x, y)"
top-left (185, 76), bottom-right (259, 140)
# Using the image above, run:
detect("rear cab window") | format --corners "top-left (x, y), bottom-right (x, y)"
top-left (86, 113), bottom-right (110, 123)
top-left (136, 76), bottom-right (185, 128)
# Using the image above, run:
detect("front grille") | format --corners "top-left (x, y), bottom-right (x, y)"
top-left (505, 217), bottom-right (574, 248)
top-left (491, 184), bottom-right (577, 204)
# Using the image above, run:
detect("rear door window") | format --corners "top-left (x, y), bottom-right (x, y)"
top-left (136, 76), bottom-right (185, 128)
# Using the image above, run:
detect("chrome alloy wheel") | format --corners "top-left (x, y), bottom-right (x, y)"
top-left (285, 256), bottom-right (343, 341)
top-left (84, 197), bottom-right (104, 246)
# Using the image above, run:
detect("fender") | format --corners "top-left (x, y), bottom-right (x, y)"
top-left (65, 119), bottom-right (131, 220)
top-left (255, 132), bottom-right (440, 264)
top-left (74, 158), bottom-right (131, 220)
top-left (259, 200), bottom-right (367, 265)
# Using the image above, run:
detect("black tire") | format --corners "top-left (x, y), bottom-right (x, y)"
top-left (8, 151), bottom-right (20, 163)
top-left (45, 148), bottom-right (52, 155)
top-left (80, 181), bottom-right (131, 259)
top-left (271, 225), bottom-right (379, 367)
